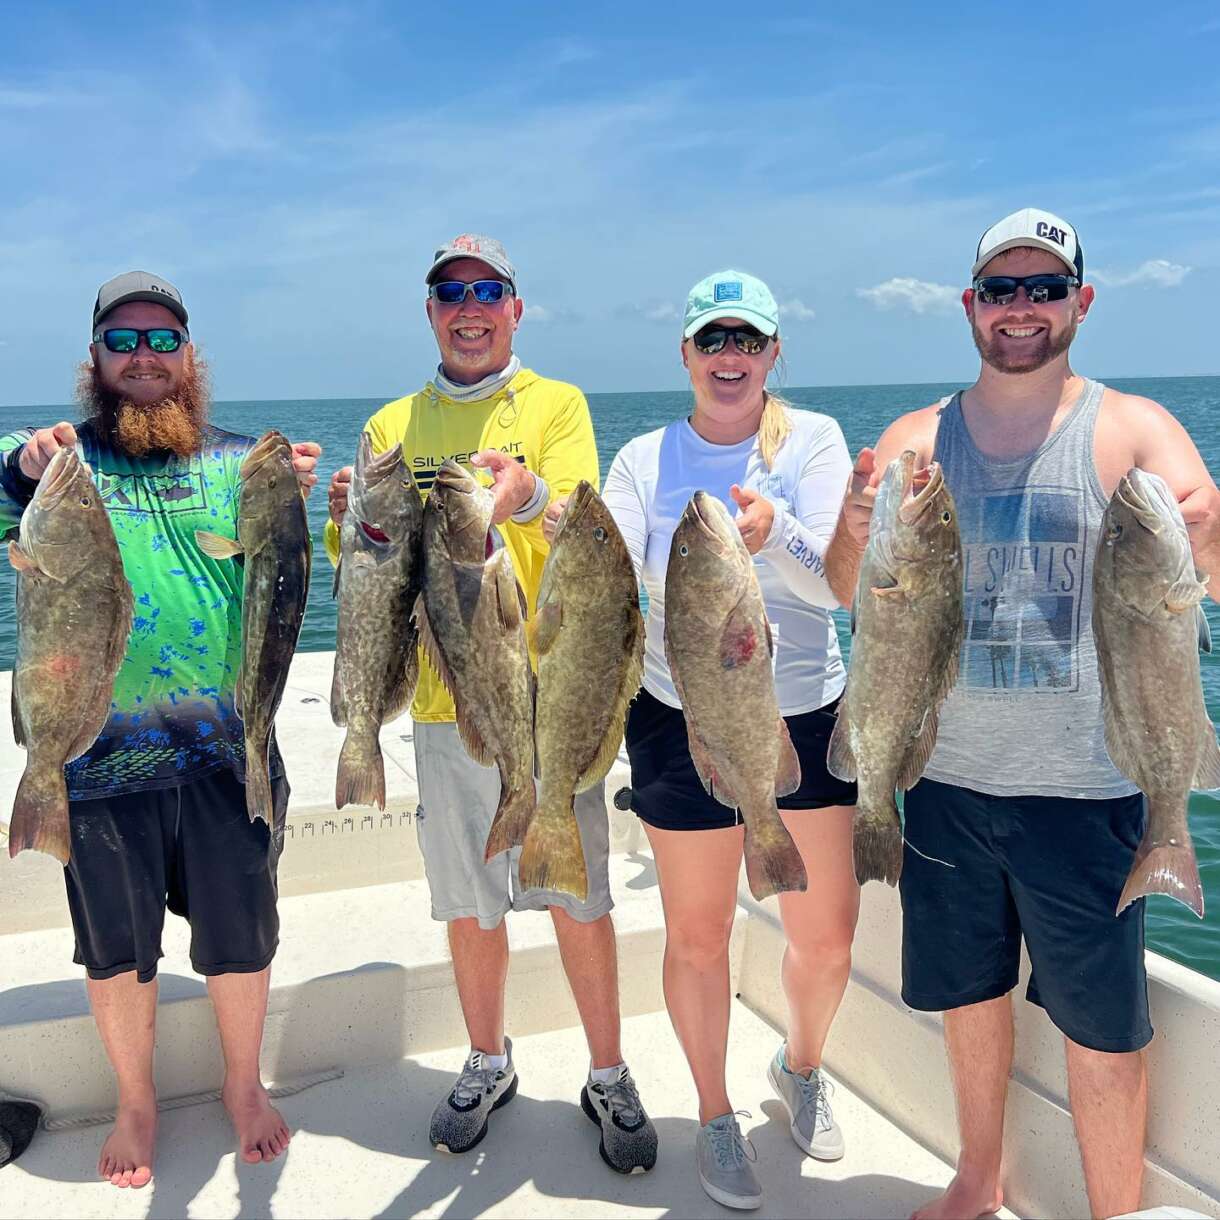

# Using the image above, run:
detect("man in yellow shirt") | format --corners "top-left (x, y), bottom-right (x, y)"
top-left (326, 236), bottom-right (657, 1172)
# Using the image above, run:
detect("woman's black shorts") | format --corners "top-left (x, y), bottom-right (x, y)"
top-left (624, 687), bottom-right (857, 831)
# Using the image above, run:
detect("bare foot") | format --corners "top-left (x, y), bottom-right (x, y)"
top-left (98, 1101), bottom-right (157, 1189)
top-left (222, 1081), bottom-right (291, 1164)
top-left (911, 1172), bottom-right (1004, 1220)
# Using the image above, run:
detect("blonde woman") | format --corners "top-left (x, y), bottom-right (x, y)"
top-left (547, 270), bottom-right (858, 1209)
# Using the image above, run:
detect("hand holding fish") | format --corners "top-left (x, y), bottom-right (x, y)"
top-left (837, 447), bottom-right (880, 552)
top-left (17, 422), bottom-right (78, 481)
top-left (541, 494), bottom-right (569, 544)
top-left (329, 465), bottom-right (353, 525)
top-left (471, 449), bottom-right (537, 525)
top-left (1179, 484), bottom-right (1220, 591)
top-left (291, 441), bottom-right (322, 495)
top-left (729, 485), bottom-right (774, 554)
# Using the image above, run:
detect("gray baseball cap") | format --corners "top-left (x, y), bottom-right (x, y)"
top-left (92, 270), bottom-right (189, 332)
top-left (972, 208), bottom-right (1084, 280)
top-left (425, 234), bottom-right (517, 292)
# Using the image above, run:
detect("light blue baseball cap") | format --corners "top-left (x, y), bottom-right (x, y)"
top-left (683, 269), bottom-right (779, 338)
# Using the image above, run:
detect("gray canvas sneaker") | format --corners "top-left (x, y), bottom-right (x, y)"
top-left (580, 1065), bottom-right (659, 1174)
top-left (696, 1111), bottom-right (762, 1210)
top-left (767, 1044), bottom-right (844, 1160)
top-left (430, 1038), bottom-right (518, 1153)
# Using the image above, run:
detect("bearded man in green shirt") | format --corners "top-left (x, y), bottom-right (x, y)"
top-left (0, 271), bottom-right (321, 1188)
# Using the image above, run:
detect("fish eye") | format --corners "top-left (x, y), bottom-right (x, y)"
top-left (593, 526), bottom-right (607, 543)
top-left (268, 477), bottom-right (277, 488)
top-left (1107, 522), bottom-right (1123, 540)
top-left (940, 510), bottom-right (952, 524)
top-left (679, 544), bottom-right (689, 557)
top-left (80, 496), bottom-right (91, 507)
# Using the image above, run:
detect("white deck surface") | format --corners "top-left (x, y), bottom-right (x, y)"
top-left (2, 1005), bottom-right (1016, 1220)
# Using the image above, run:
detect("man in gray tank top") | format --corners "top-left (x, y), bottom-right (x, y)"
top-left (826, 208), bottom-right (1220, 1220)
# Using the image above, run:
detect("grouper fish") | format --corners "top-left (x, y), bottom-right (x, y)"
top-left (416, 459), bottom-right (536, 861)
top-left (664, 491), bottom-right (807, 900)
top-left (196, 430), bottom-right (311, 823)
top-left (519, 481), bottom-right (644, 898)
top-left (331, 435), bottom-right (424, 809)
top-left (6, 446), bottom-right (133, 862)
top-left (827, 451), bottom-right (964, 887)
top-left (1093, 468), bottom-right (1220, 918)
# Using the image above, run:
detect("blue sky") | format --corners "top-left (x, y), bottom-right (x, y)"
top-left (2, 0), bottom-right (1218, 405)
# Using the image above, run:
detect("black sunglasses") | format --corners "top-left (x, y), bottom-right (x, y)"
top-left (94, 327), bottom-right (187, 354)
top-left (972, 274), bottom-right (1079, 306)
top-left (691, 324), bottom-right (772, 356)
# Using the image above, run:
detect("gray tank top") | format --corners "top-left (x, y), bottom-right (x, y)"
top-left (924, 378), bottom-right (1138, 799)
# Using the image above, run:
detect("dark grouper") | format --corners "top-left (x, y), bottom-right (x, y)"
top-left (417, 459), bottom-right (536, 860)
top-left (519, 481), bottom-right (644, 898)
top-left (331, 435), bottom-right (424, 809)
top-left (827, 451), bottom-right (963, 886)
top-left (196, 430), bottom-right (311, 823)
top-left (7, 447), bottom-right (133, 861)
top-left (1093, 468), bottom-right (1219, 918)
top-left (664, 491), bottom-right (806, 900)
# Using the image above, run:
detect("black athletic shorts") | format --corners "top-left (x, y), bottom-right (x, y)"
top-left (64, 767), bottom-right (288, 984)
top-left (900, 777), bottom-right (1153, 1054)
top-left (624, 687), bottom-right (857, 831)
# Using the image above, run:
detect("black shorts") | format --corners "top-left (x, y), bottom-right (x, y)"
top-left (900, 777), bottom-right (1152, 1053)
top-left (64, 767), bottom-right (288, 984)
top-left (624, 687), bottom-right (857, 831)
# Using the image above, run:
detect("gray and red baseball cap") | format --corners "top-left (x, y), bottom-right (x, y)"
top-left (425, 234), bottom-right (517, 292)
top-left (92, 270), bottom-right (189, 331)
top-left (972, 208), bottom-right (1084, 280)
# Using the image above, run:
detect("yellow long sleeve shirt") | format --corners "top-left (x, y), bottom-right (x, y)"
top-left (324, 367), bottom-right (600, 723)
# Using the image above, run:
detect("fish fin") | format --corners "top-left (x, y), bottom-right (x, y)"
top-left (414, 594), bottom-right (457, 699)
top-left (530, 600), bottom-right (562, 655)
top-left (775, 717), bottom-right (801, 798)
top-left (1117, 818), bottom-right (1204, 918)
top-left (331, 557), bottom-right (342, 600)
top-left (849, 598), bottom-right (857, 637)
top-left (330, 658), bottom-right (346, 727)
top-left (825, 702), bottom-right (857, 783)
top-left (455, 707), bottom-right (492, 767)
top-left (7, 758), bottom-right (71, 863)
top-left (483, 768), bottom-right (536, 861)
top-left (244, 748), bottom-right (274, 824)
top-left (492, 551), bottom-right (525, 633)
top-left (234, 665), bottom-right (243, 718)
top-left (853, 805), bottom-right (904, 887)
top-left (10, 679), bottom-right (24, 747)
top-left (1165, 578), bottom-right (1207, 613)
top-left (1193, 726), bottom-right (1220, 790)
top-left (683, 717), bottom-right (738, 808)
top-left (870, 584), bottom-right (905, 599)
top-left (1198, 605), bottom-right (1212, 655)
top-left (335, 730), bottom-right (386, 810)
top-left (7, 542), bottom-right (40, 575)
top-left (896, 706), bottom-right (940, 791)
top-left (719, 597), bottom-right (762, 671)
top-left (383, 638), bottom-right (421, 725)
top-left (743, 814), bottom-right (807, 900)
top-left (576, 615), bottom-right (644, 792)
top-left (194, 530), bottom-right (244, 561)
top-left (518, 792), bottom-right (588, 899)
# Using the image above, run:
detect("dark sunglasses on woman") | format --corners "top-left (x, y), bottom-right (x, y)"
top-left (94, 328), bottom-right (188, 354)
top-left (691, 324), bottom-right (772, 356)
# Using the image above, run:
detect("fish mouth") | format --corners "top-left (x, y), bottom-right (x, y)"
top-left (361, 442), bottom-right (406, 492)
top-left (32, 446), bottom-right (83, 512)
top-left (554, 480), bottom-right (595, 540)
top-left (240, 430), bottom-right (292, 480)
top-left (1116, 469), bottom-right (1180, 535)
top-left (434, 460), bottom-right (479, 495)
top-left (897, 458), bottom-right (944, 525)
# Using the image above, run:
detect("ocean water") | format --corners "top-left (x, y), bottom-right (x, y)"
top-left (2, 376), bottom-right (1219, 980)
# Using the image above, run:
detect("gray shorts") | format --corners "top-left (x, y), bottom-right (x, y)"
top-left (413, 721), bottom-right (614, 930)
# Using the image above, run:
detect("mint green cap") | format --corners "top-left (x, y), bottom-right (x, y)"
top-left (682, 269), bottom-right (779, 338)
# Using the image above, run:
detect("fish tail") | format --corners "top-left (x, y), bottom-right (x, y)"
top-left (8, 761), bottom-right (71, 863)
top-left (1118, 830), bottom-right (1204, 918)
top-left (335, 730), bottom-right (386, 810)
top-left (743, 810), bottom-right (807, 900)
top-left (483, 771), bottom-right (536, 862)
top-left (244, 745), bottom-right (275, 825)
top-left (853, 802), bottom-right (904, 887)
top-left (518, 793), bottom-right (588, 900)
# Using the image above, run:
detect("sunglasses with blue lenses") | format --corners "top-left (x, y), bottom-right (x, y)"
top-left (429, 279), bottom-right (514, 305)
top-left (972, 274), bottom-right (1079, 306)
top-left (95, 327), bottom-right (187, 354)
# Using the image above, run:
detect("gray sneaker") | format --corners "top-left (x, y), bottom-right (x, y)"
top-left (767, 1044), bottom-right (844, 1160)
top-left (696, 1111), bottom-right (761, 1210)
top-left (580, 1065), bottom-right (658, 1174)
top-left (430, 1038), bottom-right (518, 1153)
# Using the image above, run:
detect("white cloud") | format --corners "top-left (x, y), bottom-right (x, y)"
top-left (640, 301), bottom-right (680, 322)
top-left (1090, 259), bottom-right (1192, 288)
top-left (856, 277), bottom-right (960, 315)
top-left (524, 305), bottom-right (553, 323)
top-left (780, 298), bottom-right (816, 322)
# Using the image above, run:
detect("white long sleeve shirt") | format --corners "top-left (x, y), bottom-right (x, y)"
top-left (602, 409), bottom-right (851, 716)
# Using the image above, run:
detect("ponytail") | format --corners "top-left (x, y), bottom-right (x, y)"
top-left (758, 391), bottom-right (793, 470)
